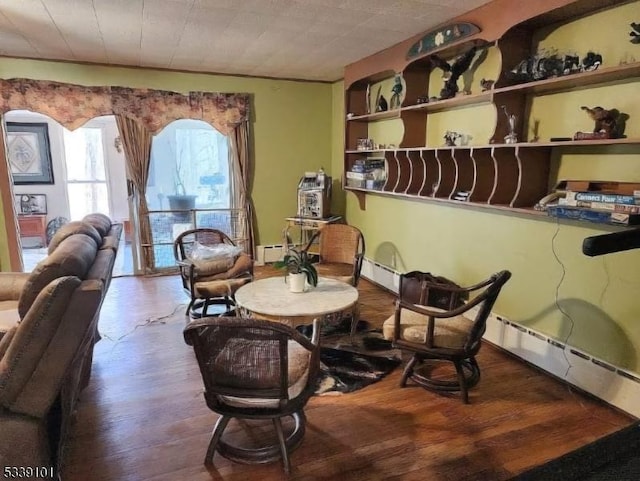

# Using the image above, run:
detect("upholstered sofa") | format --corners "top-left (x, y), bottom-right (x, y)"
top-left (0, 213), bottom-right (122, 478)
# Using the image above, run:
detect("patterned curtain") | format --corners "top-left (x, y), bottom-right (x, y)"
top-left (229, 120), bottom-right (255, 255)
top-left (0, 79), bottom-right (249, 134)
top-left (114, 115), bottom-right (154, 272)
top-left (0, 78), bottom-right (254, 267)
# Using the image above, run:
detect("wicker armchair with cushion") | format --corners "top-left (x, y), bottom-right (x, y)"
top-left (173, 228), bottom-right (253, 317)
top-left (303, 223), bottom-right (365, 287)
top-left (382, 270), bottom-right (512, 403)
top-left (301, 224), bottom-right (365, 342)
top-left (184, 317), bottom-right (321, 474)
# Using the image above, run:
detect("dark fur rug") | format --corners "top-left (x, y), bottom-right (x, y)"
top-left (298, 317), bottom-right (402, 395)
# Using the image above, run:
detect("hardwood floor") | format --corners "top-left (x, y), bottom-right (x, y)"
top-left (63, 267), bottom-right (633, 481)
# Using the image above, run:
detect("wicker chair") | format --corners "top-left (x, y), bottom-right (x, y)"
top-left (173, 228), bottom-right (253, 317)
top-left (184, 317), bottom-right (321, 474)
top-left (301, 224), bottom-right (365, 341)
top-left (382, 270), bottom-right (511, 403)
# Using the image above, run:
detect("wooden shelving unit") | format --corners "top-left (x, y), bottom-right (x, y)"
top-left (343, 0), bottom-right (640, 217)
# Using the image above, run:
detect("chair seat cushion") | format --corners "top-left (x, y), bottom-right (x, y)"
top-left (382, 306), bottom-right (474, 349)
top-left (315, 262), bottom-right (354, 285)
top-left (193, 256), bottom-right (236, 277)
top-left (197, 253), bottom-right (253, 282)
top-left (193, 277), bottom-right (251, 298)
top-left (217, 340), bottom-right (311, 408)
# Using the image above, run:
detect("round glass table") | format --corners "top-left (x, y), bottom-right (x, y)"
top-left (234, 276), bottom-right (359, 328)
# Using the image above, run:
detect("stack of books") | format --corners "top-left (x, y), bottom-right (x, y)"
top-left (549, 189), bottom-right (640, 226)
top-left (346, 157), bottom-right (386, 189)
top-left (452, 191), bottom-right (470, 202)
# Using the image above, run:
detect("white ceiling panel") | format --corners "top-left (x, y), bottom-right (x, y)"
top-left (0, 0), bottom-right (493, 81)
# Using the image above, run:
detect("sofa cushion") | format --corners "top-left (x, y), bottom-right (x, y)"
top-left (86, 249), bottom-right (116, 291)
top-left (0, 325), bottom-right (17, 358)
top-left (18, 234), bottom-right (98, 318)
top-left (82, 213), bottom-right (112, 237)
top-left (0, 276), bottom-right (81, 412)
top-left (47, 221), bottom-right (102, 254)
top-left (0, 302), bottom-right (20, 334)
top-left (99, 235), bottom-right (120, 252)
top-left (9, 279), bottom-right (103, 418)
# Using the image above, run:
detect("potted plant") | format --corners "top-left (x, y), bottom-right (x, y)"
top-left (273, 248), bottom-right (318, 293)
top-left (167, 150), bottom-right (197, 220)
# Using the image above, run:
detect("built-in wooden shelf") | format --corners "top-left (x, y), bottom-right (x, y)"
top-left (347, 109), bottom-right (401, 122)
top-left (494, 62), bottom-right (640, 96)
top-left (401, 91), bottom-right (494, 114)
top-left (343, 0), bottom-right (640, 222)
top-left (346, 138), bottom-right (640, 153)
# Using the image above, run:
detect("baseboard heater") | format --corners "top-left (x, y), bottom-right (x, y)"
top-left (255, 244), bottom-right (285, 266)
top-left (361, 257), bottom-right (640, 418)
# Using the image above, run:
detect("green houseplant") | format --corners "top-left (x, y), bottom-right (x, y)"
top-left (274, 248), bottom-right (318, 292)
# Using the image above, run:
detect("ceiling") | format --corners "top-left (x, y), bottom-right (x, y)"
top-left (0, 0), bottom-right (493, 83)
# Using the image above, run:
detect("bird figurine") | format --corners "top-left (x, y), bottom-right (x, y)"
top-left (389, 74), bottom-right (404, 109)
top-left (630, 22), bottom-right (640, 44)
top-left (580, 106), bottom-right (618, 138)
top-left (430, 46), bottom-right (477, 100)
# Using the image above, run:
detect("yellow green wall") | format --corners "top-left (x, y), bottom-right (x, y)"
top-left (0, 58), bottom-right (333, 255)
top-left (333, 2), bottom-right (640, 372)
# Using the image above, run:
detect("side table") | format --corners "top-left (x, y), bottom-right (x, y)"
top-left (283, 215), bottom-right (342, 252)
top-left (234, 276), bottom-right (359, 334)
top-left (17, 214), bottom-right (47, 247)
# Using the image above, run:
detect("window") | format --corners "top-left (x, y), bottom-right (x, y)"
top-left (146, 119), bottom-right (232, 269)
top-left (63, 127), bottom-right (110, 220)
top-left (147, 119), bottom-right (230, 210)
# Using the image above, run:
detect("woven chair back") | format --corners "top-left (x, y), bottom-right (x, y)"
top-left (318, 224), bottom-right (363, 265)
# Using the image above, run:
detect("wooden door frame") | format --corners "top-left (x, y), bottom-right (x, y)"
top-left (0, 118), bottom-right (24, 271)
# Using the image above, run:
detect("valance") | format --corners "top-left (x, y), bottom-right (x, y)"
top-left (0, 78), bottom-right (249, 135)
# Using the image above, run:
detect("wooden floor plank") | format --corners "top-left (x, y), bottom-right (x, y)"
top-left (62, 268), bottom-right (633, 481)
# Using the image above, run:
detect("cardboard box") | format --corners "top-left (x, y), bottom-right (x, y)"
top-left (547, 205), bottom-right (640, 226)
top-left (555, 180), bottom-right (640, 195)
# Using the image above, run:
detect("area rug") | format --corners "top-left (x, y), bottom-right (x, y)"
top-left (299, 317), bottom-right (403, 396)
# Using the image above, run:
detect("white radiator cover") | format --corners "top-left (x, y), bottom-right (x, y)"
top-left (360, 257), bottom-right (640, 418)
top-left (255, 244), bottom-right (285, 266)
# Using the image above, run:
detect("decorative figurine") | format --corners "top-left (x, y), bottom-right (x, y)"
top-left (562, 54), bottom-right (580, 75)
top-left (389, 74), bottom-right (404, 109)
top-left (377, 94), bottom-right (388, 112)
top-left (502, 105), bottom-right (518, 144)
top-left (578, 106), bottom-right (619, 138)
top-left (444, 131), bottom-right (462, 147)
top-left (630, 22), bottom-right (640, 44)
top-left (365, 84), bottom-right (371, 114)
top-left (480, 78), bottom-right (495, 91)
top-left (430, 46), bottom-right (477, 100)
top-left (581, 51), bottom-right (602, 71)
top-left (416, 95), bottom-right (429, 104)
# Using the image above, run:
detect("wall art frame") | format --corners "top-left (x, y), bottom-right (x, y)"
top-left (5, 122), bottom-right (54, 185)
top-left (14, 193), bottom-right (48, 215)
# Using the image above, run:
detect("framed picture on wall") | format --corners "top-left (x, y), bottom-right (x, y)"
top-left (5, 122), bottom-right (54, 185)
top-left (14, 194), bottom-right (48, 215)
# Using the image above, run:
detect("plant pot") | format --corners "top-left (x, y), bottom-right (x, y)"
top-left (167, 195), bottom-right (197, 222)
top-left (167, 194), bottom-right (197, 210)
top-left (287, 272), bottom-right (307, 293)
